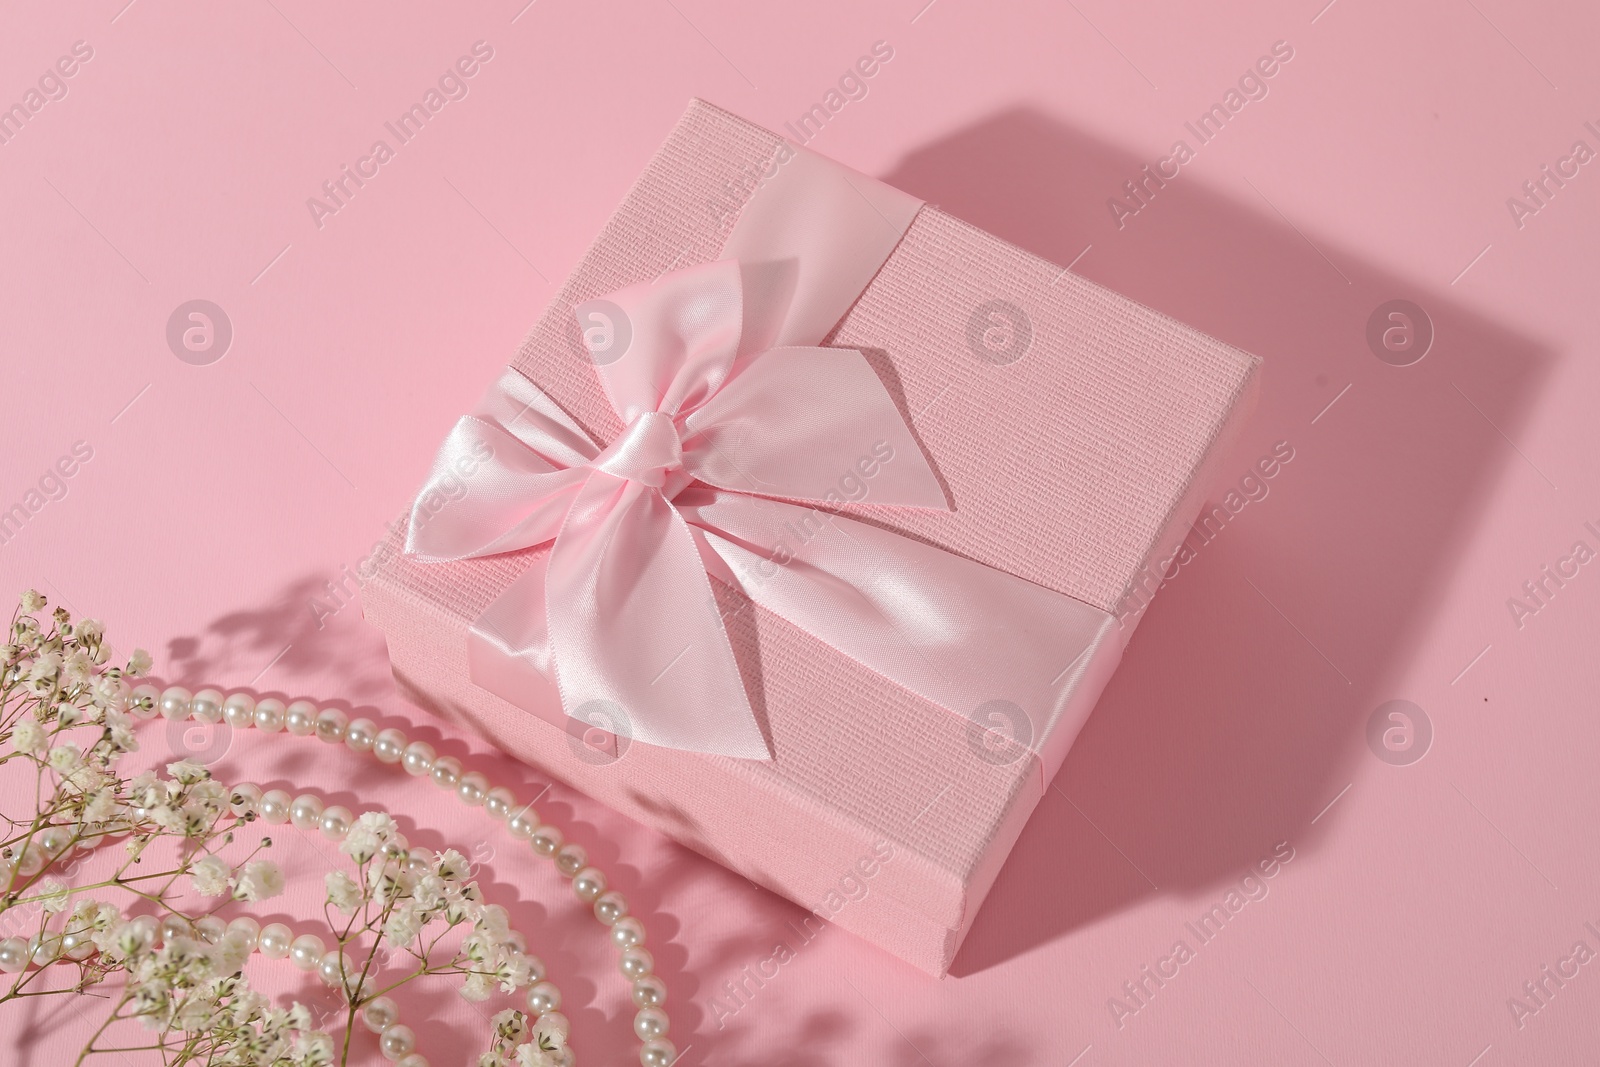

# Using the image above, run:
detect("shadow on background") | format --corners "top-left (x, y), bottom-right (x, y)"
top-left (876, 108), bottom-right (1553, 978)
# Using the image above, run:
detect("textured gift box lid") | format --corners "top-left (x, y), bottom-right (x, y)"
top-left (364, 99), bottom-right (1259, 974)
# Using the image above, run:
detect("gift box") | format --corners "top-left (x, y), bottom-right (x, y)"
top-left (362, 99), bottom-right (1259, 975)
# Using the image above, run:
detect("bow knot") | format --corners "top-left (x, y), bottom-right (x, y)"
top-left (593, 410), bottom-right (684, 491)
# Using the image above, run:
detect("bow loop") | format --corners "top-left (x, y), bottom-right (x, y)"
top-left (592, 260), bottom-right (744, 423)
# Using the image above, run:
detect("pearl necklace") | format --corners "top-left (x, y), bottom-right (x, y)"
top-left (128, 684), bottom-right (678, 1067)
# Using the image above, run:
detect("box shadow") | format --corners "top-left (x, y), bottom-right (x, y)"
top-left (874, 108), bottom-right (1555, 977)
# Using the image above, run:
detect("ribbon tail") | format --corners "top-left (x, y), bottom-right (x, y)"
top-left (677, 489), bottom-right (1117, 753)
top-left (543, 475), bottom-right (772, 759)
top-left (406, 369), bottom-right (601, 562)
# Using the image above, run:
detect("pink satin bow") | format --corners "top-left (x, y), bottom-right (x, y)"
top-left (405, 146), bottom-right (1116, 761)
top-left (405, 256), bottom-right (1115, 761)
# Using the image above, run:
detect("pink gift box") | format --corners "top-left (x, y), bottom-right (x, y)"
top-left (363, 99), bottom-right (1259, 975)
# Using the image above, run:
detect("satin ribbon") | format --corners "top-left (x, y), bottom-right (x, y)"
top-left (405, 145), bottom-right (1116, 760)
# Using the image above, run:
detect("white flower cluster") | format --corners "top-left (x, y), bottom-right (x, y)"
top-left (99, 910), bottom-right (332, 1064)
top-left (0, 592), bottom-right (564, 1067)
top-left (322, 809), bottom-right (537, 1004)
top-left (480, 1006), bottom-right (569, 1067)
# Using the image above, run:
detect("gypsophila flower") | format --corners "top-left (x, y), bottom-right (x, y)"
top-left (436, 849), bottom-right (470, 881)
top-left (37, 877), bottom-right (71, 912)
top-left (325, 870), bottom-right (362, 914)
top-left (11, 717), bottom-right (46, 755)
top-left (492, 1008), bottom-right (528, 1043)
top-left (516, 1045), bottom-right (558, 1067)
top-left (126, 647), bottom-right (152, 675)
top-left (61, 650), bottom-right (93, 685)
top-left (294, 1030), bottom-right (336, 1065)
top-left (27, 652), bottom-right (61, 692)
top-left (191, 855), bottom-right (232, 897)
top-left (461, 971), bottom-right (495, 1001)
top-left (211, 933), bottom-right (252, 977)
top-left (167, 758), bottom-right (209, 785)
top-left (19, 589), bottom-right (46, 613)
top-left (47, 744), bottom-right (81, 773)
top-left (383, 905), bottom-right (422, 947)
top-left (340, 810), bottom-right (397, 863)
top-left (530, 1014), bottom-right (568, 1050)
top-left (233, 860), bottom-right (285, 902)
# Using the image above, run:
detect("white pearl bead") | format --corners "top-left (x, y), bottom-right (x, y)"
top-left (401, 741), bottom-right (435, 777)
top-left (378, 1023), bottom-right (416, 1060)
top-left (29, 933), bottom-right (61, 965)
top-left (195, 916), bottom-right (227, 944)
top-left (640, 1038), bottom-right (676, 1067)
top-left (345, 717), bottom-right (378, 753)
top-left (484, 787), bottom-right (516, 820)
top-left (130, 683), bottom-right (161, 719)
top-left (190, 688), bottom-right (224, 724)
top-left (0, 936), bottom-right (29, 972)
top-left (61, 930), bottom-right (94, 960)
top-left (159, 686), bottom-right (192, 720)
top-left (362, 995), bottom-right (399, 1033)
top-left (222, 693), bottom-right (256, 728)
top-left (316, 707), bottom-right (348, 743)
top-left (16, 846), bottom-right (43, 876)
top-left (594, 890), bottom-right (628, 926)
top-left (457, 772), bottom-right (488, 806)
top-left (260, 789), bottom-right (292, 824)
top-left (284, 699), bottom-right (319, 736)
top-left (319, 805), bottom-right (353, 840)
top-left (635, 1007), bottom-right (669, 1041)
top-left (289, 933), bottom-right (325, 971)
top-left (620, 947), bottom-right (654, 980)
top-left (405, 847), bottom-right (432, 874)
top-left (554, 843), bottom-right (587, 878)
top-left (632, 974), bottom-right (667, 1008)
top-left (526, 981), bottom-right (560, 1014)
top-left (530, 824), bottom-right (563, 856)
top-left (507, 806), bottom-right (539, 839)
top-left (395, 1054), bottom-right (429, 1067)
top-left (227, 916), bottom-right (260, 950)
top-left (289, 793), bottom-right (324, 830)
top-left (37, 825), bottom-right (72, 857)
top-left (318, 949), bottom-right (348, 987)
top-left (572, 867), bottom-right (607, 903)
top-left (160, 914), bottom-right (191, 943)
top-left (611, 917), bottom-right (646, 950)
top-left (523, 953), bottom-right (546, 984)
top-left (229, 783), bottom-right (263, 818)
top-left (254, 698), bottom-right (286, 732)
top-left (430, 755), bottom-right (462, 789)
top-left (258, 923), bottom-right (292, 958)
top-left (373, 728), bottom-right (407, 764)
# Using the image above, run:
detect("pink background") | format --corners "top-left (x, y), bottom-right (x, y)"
top-left (1, 1), bottom-right (1595, 1064)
